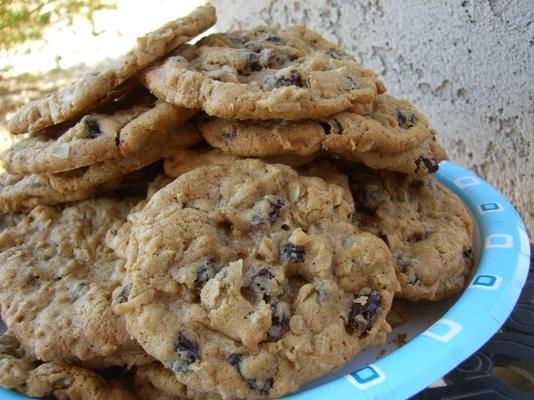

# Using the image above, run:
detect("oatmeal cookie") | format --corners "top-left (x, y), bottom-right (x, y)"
top-left (2, 105), bottom-right (150, 174)
top-left (115, 159), bottom-right (398, 399)
top-left (0, 172), bottom-right (124, 213)
top-left (0, 333), bottom-right (139, 400)
top-left (0, 199), bottom-right (152, 367)
top-left (345, 163), bottom-right (474, 300)
top-left (142, 26), bottom-right (383, 120)
top-left (47, 122), bottom-right (200, 193)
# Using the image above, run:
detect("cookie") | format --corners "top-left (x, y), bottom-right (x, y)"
top-left (344, 163), bottom-right (474, 300)
top-left (196, 25), bottom-right (345, 57)
top-left (164, 147), bottom-right (239, 178)
top-left (199, 118), bottom-right (324, 157)
top-left (7, 4), bottom-right (216, 134)
top-left (164, 147), bottom-right (318, 179)
top-left (330, 137), bottom-right (448, 176)
top-left (47, 122), bottom-right (201, 193)
top-left (321, 94), bottom-right (434, 153)
top-left (0, 333), bottom-right (138, 400)
top-left (198, 94), bottom-right (436, 168)
top-left (2, 105), bottom-right (150, 175)
top-left (0, 199), bottom-right (152, 367)
top-left (298, 159), bottom-right (354, 211)
top-left (115, 159), bottom-right (398, 399)
top-left (106, 174), bottom-right (174, 260)
top-left (0, 172), bottom-right (124, 213)
top-left (119, 100), bottom-right (198, 157)
top-left (142, 26), bottom-right (383, 121)
top-left (133, 363), bottom-right (219, 400)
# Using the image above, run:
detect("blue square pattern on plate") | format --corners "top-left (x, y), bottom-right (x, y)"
top-left (1, 161), bottom-right (530, 400)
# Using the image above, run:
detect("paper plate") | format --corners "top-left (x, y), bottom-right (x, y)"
top-left (0, 161), bottom-right (530, 400)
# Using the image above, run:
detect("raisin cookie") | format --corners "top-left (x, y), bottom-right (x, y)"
top-left (115, 159), bottom-right (398, 399)
top-left (142, 26), bottom-right (383, 121)
top-left (47, 122), bottom-right (201, 193)
top-left (0, 199), bottom-right (152, 367)
top-left (2, 105), bottom-right (150, 174)
top-left (199, 94), bottom-right (432, 161)
top-left (0, 333), bottom-right (142, 400)
top-left (331, 137), bottom-right (448, 176)
top-left (0, 172), bottom-right (125, 213)
top-left (7, 4), bottom-right (216, 134)
top-left (321, 94), bottom-right (434, 153)
top-left (199, 118), bottom-right (324, 157)
top-left (119, 100), bottom-right (198, 157)
top-left (345, 163), bottom-right (474, 300)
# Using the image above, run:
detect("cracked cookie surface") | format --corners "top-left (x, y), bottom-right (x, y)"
top-left (115, 159), bottom-right (398, 399)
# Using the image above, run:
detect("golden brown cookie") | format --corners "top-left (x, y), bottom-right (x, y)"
top-left (320, 94), bottom-right (434, 154)
top-left (115, 159), bottom-right (398, 399)
top-left (0, 199), bottom-right (152, 367)
top-left (344, 163), bottom-right (474, 300)
top-left (142, 26), bottom-right (382, 121)
top-left (0, 333), bottom-right (140, 400)
top-left (2, 105), bottom-right (150, 175)
top-left (0, 172), bottom-right (123, 213)
top-left (118, 101), bottom-right (198, 157)
top-left (47, 122), bottom-right (201, 193)
top-left (199, 118), bottom-right (324, 157)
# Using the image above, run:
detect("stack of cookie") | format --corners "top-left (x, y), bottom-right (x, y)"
top-left (0, 3), bottom-right (474, 400)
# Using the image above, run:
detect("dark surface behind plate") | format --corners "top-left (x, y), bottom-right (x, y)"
top-left (414, 243), bottom-right (534, 400)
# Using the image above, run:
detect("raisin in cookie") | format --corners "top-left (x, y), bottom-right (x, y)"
top-left (2, 105), bottom-right (150, 175)
top-left (0, 199), bottom-right (152, 367)
top-left (0, 333), bottom-right (140, 400)
top-left (7, 4), bottom-right (216, 134)
top-left (142, 26), bottom-right (383, 121)
top-left (345, 163), bottom-right (474, 300)
top-left (115, 159), bottom-right (398, 399)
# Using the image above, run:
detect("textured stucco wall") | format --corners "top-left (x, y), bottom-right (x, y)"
top-left (213, 0), bottom-right (534, 234)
